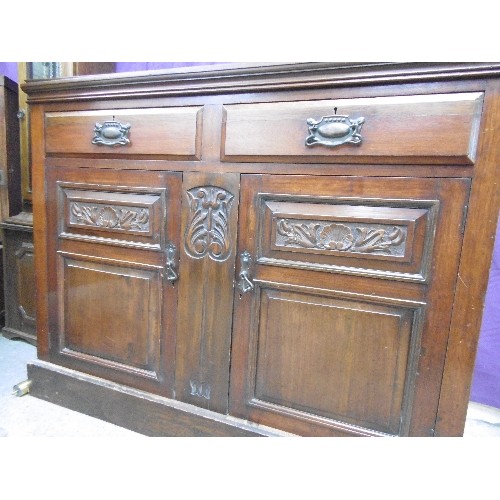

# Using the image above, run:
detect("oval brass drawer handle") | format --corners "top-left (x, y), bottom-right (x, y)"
top-left (305, 112), bottom-right (365, 148)
top-left (92, 119), bottom-right (131, 146)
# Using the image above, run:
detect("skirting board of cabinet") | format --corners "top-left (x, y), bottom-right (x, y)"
top-left (1, 327), bottom-right (37, 346)
top-left (26, 360), bottom-right (294, 437)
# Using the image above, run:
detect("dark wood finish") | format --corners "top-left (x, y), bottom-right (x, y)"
top-left (1, 212), bottom-right (36, 344)
top-left (27, 360), bottom-right (288, 436)
top-left (222, 93), bottom-right (483, 165)
top-left (30, 104), bottom-right (48, 358)
top-left (17, 64), bottom-right (33, 202)
top-left (0, 77), bottom-right (22, 222)
top-left (249, 287), bottom-right (415, 435)
top-left (229, 174), bottom-right (469, 436)
top-left (24, 63), bottom-right (500, 437)
top-left (259, 199), bottom-right (434, 282)
top-left (435, 79), bottom-right (500, 435)
top-left (22, 62), bottom-right (500, 103)
top-left (72, 63), bottom-right (115, 77)
top-left (18, 62), bottom-right (116, 202)
top-left (175, 173), bottom-right (240, 413)
top-left (0, 77), bottom-right (22, 334)
top-left (44, 166), bottom-right (182, 397)
top-left (59, 186), bottom-right (166, 249)
top-left (61, 255), bottom-right (162, 374)
top-left (45, 107), bottom-right (203, 159)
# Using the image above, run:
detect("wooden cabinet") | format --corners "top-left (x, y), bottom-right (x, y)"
top-left (23, 63), bottom-right (500, 436)
top-left (45, 167), bottom-right (182, 394)
top-left (1, 212), bottom-right (36, 343)
top-left (0, 77), bottom-right (22, 222)
top-left (230, 175), bottom-right (469, 436)
top-left (0, 76), bottom-right (22, 328)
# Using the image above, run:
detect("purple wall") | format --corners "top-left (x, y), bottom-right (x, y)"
top-left (1, 61), bottom-right (499, 409)
top-left (115, 62), bottom-right (222, 73)
top-left (0, 62), bottom-right (17, 82)
top-left (0, 62), bottom-right (224, 82)
top-left (470, 218), bottom-right (500, 407)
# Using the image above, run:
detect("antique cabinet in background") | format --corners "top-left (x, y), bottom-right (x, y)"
top-left (0, 76), bottom-right (21, 220)
top-left (0, 76), bottom-right (22, 327)
top-left (23, 63), bottom-right (500, 437)
top-left (1, 212), bottom-right (35, 343)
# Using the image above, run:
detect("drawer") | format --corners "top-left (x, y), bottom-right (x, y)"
top-left (222, 93), bottom-right (483, 165)
top-left (45, 106), bottom-right (203, 159)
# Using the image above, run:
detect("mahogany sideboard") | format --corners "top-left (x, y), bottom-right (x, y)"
top-left (23, 63), bottom-right (500, 437)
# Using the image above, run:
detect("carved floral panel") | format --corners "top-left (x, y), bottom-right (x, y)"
top-left (184, 186), bottom-right (234, 261)
top-left (70, 202), bottom-right (150, 232)
top-left (274, 218), bottom-right (407, 257)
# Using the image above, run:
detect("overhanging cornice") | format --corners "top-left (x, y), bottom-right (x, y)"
top-left (22, 62), bottom-right (500, 103)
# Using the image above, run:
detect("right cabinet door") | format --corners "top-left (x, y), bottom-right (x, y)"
top-left (229, 174), bottom-right (470, 436)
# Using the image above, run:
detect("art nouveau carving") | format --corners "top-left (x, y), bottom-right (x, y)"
top-left (184, 186), bottom-right (234, 261)
top-left (276, 219), bottom-right (406, 256)
top-left (70, 202), bottom-right (150, 232)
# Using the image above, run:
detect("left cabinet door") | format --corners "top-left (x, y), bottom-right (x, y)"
top-left (44, 166), bottom-right (182, 397)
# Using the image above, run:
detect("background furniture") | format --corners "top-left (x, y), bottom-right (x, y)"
top-left (24, 62), bottom-right (500, 436)
top-left (0, 76), bottom-right (22, 327)
top-left (1, 211), bottom-right (35, 343)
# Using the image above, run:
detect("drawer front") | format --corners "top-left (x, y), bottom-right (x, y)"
top-left (222, 93), bottom-right (483, 165)
top-left (45, 106), bottom-right (203, 159)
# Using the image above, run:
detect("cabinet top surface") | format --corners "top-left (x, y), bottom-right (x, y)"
top-left (22, 62), bottom-right (500, 103)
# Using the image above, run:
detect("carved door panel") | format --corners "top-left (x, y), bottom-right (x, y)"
top-left (175, 172), bottom-right (240, 413)
top-left (1, 227), bottom-right (36, 343)
top-left (45, 166), bottom-right (182, 397)
top-left (229, 174), bottom-right (470, 436)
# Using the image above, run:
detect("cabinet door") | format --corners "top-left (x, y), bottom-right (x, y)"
top-left (45, 166), bottom-right (181, 397)
top-left (1, 227), bottom-right (36, 343)
top-left (229, 174), bottom-right (470, 436)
